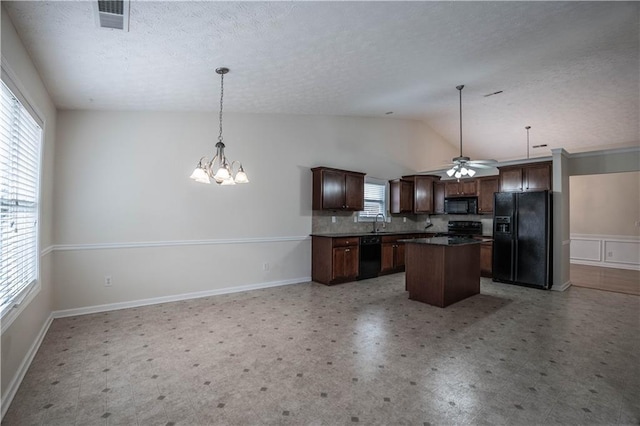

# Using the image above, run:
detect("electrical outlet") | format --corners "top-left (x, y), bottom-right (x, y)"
top-left (331, 216), bottom-right (336, 223)
top-left (607, 251), bottom-right (613, 257)
top-left (403, 217), bottom-right (407, 223)
top-left (104, 275), bottom-right (112, 287)
top-left (263, 262), bottom-right (270, 271)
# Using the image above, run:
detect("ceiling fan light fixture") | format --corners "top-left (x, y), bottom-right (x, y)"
top-left (467, 168), bottom-right (476, 177)
top-left (446, 168), bottom-right (456, 177)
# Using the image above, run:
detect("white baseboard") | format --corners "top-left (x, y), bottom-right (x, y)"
top-left (53, 276), bottom-right (311, 318)
top-left (1, 314), bottom-right (53, 419)
top-left (552, 280), bottom-right (572, 292)
top-left (570, 259), bottom-right (639, 271)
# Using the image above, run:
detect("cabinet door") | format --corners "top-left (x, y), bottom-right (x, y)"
top-left (500, 168), bottom-right (523, 192)
top-left (381, 243), bottom-right (395, 273)
top-left (462, 180), bottom-right (477, 195)
top-left (445, 182), bottom-right (460, 197)
top-left (322, 170), bottom-right (346, 209)
top-left (400, 180), bottom-right (414, 213)
top-left (524, 163), bottom-right (551, 191)
top-left (414, 176), bottom-right (435, 213)
top-left (332, 246), bottom-right (358, 280)
top-left (480, 242), bottom-right (492, 277)
top-left (344, 173), bottom-right (364, 210)
top-left (345, 246), bottom-right (359, 278)
top-left (433, 182), bottom-right (445, 214)
top-left (395, 243), bottom-right (406, 269)
top-left (478, 177), bottom-right (499, 213)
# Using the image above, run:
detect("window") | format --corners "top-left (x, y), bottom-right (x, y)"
top-left (0, 79), bottom-right (42, 317)
top-left (359, 180), bottom-right (387, 220)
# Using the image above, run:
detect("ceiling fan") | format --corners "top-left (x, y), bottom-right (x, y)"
top-left (444, 85), bottom-right (496, 178)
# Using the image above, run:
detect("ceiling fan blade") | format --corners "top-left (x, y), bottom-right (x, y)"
top-left (467, 163), bottom-right (494, 169)
top-left (468, 159), bottom-right (497, 164)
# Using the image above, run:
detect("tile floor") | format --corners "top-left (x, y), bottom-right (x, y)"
top-left (3, 275), bottom-right (639, 425)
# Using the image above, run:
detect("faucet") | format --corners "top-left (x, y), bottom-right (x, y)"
top-left (373, 213), bottom-right (386, 233)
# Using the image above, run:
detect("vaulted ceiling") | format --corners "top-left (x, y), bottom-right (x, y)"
top-left (3, 1), bottom-right (639, 161)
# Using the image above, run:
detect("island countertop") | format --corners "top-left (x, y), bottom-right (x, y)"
top-left (401, 237), bottom-right (490, 246)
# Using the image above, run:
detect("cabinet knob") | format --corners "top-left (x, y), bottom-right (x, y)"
top-left (345, 248), bottom-right (350, 252)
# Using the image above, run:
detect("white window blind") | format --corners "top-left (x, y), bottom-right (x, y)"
top-left (359, 181), bottom-right (386, 219)
top-left (0, 80), bottom-right (42, 315)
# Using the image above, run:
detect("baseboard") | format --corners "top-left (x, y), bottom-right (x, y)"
top-left (1, 313), bottom-right (53, 419)
top-left (551, 280), bottom-right (572, 292)
top-left (570, 259), bottom-right (639, 271)
top-left (53, 276), bottom-right (312, 318)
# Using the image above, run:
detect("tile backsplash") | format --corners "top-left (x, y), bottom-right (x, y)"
top-left (312, 211), bottom-right (493, 235)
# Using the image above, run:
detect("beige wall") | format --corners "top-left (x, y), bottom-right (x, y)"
top-left (570, 171), bottom-right (640, 236)
top-left (52, 110), bottom-right (455, 311)
top-left (1, 7), bottom-right (57, 412)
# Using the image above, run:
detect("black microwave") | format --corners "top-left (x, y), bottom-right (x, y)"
top-left (444, 196), bottom-right (478, 215)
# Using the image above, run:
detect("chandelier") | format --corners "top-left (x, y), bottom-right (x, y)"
top-left (190, 67), bottom-right (249, 185)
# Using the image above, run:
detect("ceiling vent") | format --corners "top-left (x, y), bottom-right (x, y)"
top-left (94, 0), bottom-right (129, 31)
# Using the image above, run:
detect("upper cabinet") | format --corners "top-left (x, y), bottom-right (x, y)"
top-left (389, 179), bottom-right (414, 214)
top-left (403, 175), bottom-right (440, 214)
top-left (433, 181), bottom-right (445, 214)
top-left (476, 176), bottom-right (499, 214)
top-left (498, 161), bottom-right (551, 192)
top-left (312, 167), bottom-right (365, 211)
top-left (445, 180), bottom-right (477, 197)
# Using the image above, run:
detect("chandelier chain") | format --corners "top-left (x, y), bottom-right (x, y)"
top-left (218, 72), bottom-right (224, 143)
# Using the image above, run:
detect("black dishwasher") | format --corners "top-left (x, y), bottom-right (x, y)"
top-left (359, 235), bottom-right (381, 280)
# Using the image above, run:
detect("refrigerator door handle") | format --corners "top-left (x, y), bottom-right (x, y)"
top-left (512, 206), bottom-right (518, 282)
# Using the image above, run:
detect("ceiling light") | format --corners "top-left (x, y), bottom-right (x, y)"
top-left (190, 67), bottom-right (249, 186)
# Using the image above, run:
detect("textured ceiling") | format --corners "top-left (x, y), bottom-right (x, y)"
top-left (3, 1), bottom-right (639, 162)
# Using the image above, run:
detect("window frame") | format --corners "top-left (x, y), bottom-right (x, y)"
top-left (1, 65), bottom-right (44, 333)
top-left (358, 177), bottom-right (388, 222)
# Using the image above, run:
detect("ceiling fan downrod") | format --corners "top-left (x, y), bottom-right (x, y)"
top-left (457, 84), bottom-right (464, 158)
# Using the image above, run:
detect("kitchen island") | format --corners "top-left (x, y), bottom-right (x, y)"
top-left (402, 237), bottom-right (483, 308)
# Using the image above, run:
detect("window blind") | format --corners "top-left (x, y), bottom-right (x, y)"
top-left (0, 80), bottom-right (42, 315)
top-left (359, 181), bottom-right (386, 219)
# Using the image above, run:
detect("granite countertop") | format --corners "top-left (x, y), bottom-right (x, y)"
top-left (400, 237), bottom-right (489, 246)
top-left (310, 230), bottom-right (436, 238)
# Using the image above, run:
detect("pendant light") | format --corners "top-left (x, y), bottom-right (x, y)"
top-left (446, 85), bottom-right (477, 179)
top-left (525, 126), bottom-right (531, 159)
top-left (190, 67), bottom-right (249, 185)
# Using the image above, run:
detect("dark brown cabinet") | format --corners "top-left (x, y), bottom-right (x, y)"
top-left (498, 162), bottom-right (551, 192)
top-left (402, 175), bottom-right (439, 214)
top-left (480, 241), bottom-right (493, 278)
top-left (312, 167), bottom-right (365, 211)
top-left (477, 176), bottom-right (499, 214)
top-left (433, 181), bottom-right (445, 214)
top-left (389, 179), bottom-right (414, 214)
top-left (445, 180), bottom-right (477, 197)
top-left (381, 237), bottom-right (406, 274)
top-left (312, 236), bottom-right (359, 285)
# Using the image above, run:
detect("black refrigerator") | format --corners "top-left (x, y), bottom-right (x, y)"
top-left (493, 190), bottom-right (552, 289)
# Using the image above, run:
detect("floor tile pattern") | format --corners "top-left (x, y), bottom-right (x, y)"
top-left (3, 275), bottom-right (639, 425)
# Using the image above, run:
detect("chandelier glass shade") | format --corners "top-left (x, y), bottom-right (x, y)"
top-left (190, 67), bottom-right (249, 186)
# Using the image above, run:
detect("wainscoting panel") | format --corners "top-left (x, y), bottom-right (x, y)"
top-left (571, 234), bottom-right (639, 270)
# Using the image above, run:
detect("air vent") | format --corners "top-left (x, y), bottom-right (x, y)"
top-left (94, 0), bottom-right (129, 31)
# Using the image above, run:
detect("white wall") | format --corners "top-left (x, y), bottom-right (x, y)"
top-left (1, 7), bottom-right (57, 415)
top-left (52, 110), bottom-right (455, 312)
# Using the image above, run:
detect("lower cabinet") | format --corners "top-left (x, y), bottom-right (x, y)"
top-left (332, 245), bottom-right (359, 282)
top-left (480, 241), bottom-right (493, 278)
top-left (381, 241), bottom-right (405, 274)
top-left (312, 236), bottom-right (359, 285)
